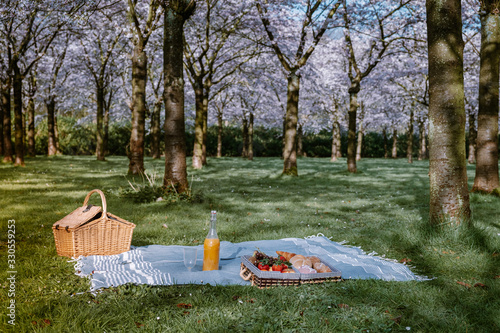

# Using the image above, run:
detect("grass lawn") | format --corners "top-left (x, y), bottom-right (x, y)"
top-left (1, 155), bottom-right (499, 332)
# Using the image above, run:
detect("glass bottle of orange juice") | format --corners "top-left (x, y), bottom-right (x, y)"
top-left (202, 211), bottom-right (220, 271)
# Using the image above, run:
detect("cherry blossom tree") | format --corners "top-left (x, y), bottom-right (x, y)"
top-left (184, 0), bottom-right (256, 169)
top-left (2, 3), bottom-right (62, 165)
top-left (342, 0), bottom-right (419, 172)
top-left (78, 2), bottom-right (128, 161)
top-left (37, 35), bottom-right (71, 156)
top-left (255, 0), bottom-right (343, 175)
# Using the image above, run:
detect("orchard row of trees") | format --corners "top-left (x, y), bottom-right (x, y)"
top-left (1, 0), bottom-right (499, 225)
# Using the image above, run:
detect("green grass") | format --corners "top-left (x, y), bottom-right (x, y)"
top-left (0, 155), bottom-right (499, 332)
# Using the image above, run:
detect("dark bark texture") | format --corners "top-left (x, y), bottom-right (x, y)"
top-left (426, 0), bottom-right (470, 224)
top-left (392, 129), bottom-right (398, 158)
top-left (163, 2), bottom-right (194, 193)
top-left (472, 2), bottom-right (500, 193)
top-left (248, 112), bottom-right (254, 160)
top-left (12, 60), bottom-right (24, 166)
top-left (26, 93), bottom-right (36, 157)
top-left (151, 100), bottom-right (162, 159)
top-left (192, 78), bottom-right (204, 169)
top-left (347, 86), bottom-right (359, 172)
top-left (331, 122), bottom-right (338, 162)
top-left (1, 77), bottom-right (13, 162)
top-left (128, 47), bottom-right (148, 174)
top-left (96, 86), bottom-right (105, 161)
top-left (283, 73), bottom-right (299, 175)
top-left (46, 97), bottom-right (57, 156)
top-left (217, 113), bottom-right (222, 157)
top-left (407, 109), bottom-right (414, 163)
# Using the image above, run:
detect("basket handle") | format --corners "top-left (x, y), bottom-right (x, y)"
top-left (239, 264), bottom-right (252, 281)
top-left (82, 189), bottom-right (107, 216)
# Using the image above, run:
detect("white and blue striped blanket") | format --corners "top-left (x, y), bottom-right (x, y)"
top-left (75, 235), bottom-right (426, 291)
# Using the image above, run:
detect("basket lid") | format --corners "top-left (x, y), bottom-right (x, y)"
top-left (53, 204), bottom-right (102, 230)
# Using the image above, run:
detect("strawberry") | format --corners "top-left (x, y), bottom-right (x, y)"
top-left (272, 264), bottom-right (283, 272)
top-left (258, 262), bottom-right (270, 271)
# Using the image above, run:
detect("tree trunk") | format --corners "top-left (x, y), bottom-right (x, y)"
top-left (46, 97), bottom-right (58, 156)
top-left (281, 116), bottom-right (286, 160)
top-left (426, 0), bottom-right (470, 224)
top-left (331, 121), bottom-right (337, 162)
top-left (104, 105), bottom-right (109, 155)
top-left (347, 89), bottom-right (358, 173)
top-left (355, 122), bottom-right (363, 161)
top-left (202, 91), bottom-right (208, 165)
top-left (128, 46), bottom-right (148, 175)
top-left (0, 91), bottom-right (4, 155)
top-left (418, 120), bottom-right (427, 160)
top-left (297, 123), bottom-right (304, 157)
top-left (0, 90), bottom-right (3, 157)
top-left (96, 86), bottom-right (105, 161)
top-left (336, 123), bottom-right (342, 158)
top-left (217, 112), bottom-right (222, 157)
top-left (283, 73), bottom-right (299, 175)
top-left (242, 115), bottom-right (248, 158)
top-left (1, 77), bottom-right (13, 163)
top-left (163, 5), bottom-right (192, 193)
top-left (12, 61), bottom-right (24, 166)
top-left (26, 95), bottom-right (35, 157)
top-left (151, 99), bottom-right (162, 159)
top-left (383, 128), bottom-right (388, 158)
top-left (407, 108), bottom-right (414, 163)
top-left (392, 129), bottom-right (398, 158)
top-left (248, 112), bottom-right (254, 160)
top-left (472, 5), bottom-right (500, 193)
top-left (192, 79), bottom-right (204, 169)
top-left (356, 102), bottom-right (364, 161)
top-left (54, 113), bottom-right (62, 155)
top-left (468, 109), bottom-right (476, 164)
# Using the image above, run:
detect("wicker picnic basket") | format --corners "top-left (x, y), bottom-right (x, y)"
top-left (52, 189), bottom-right (136, 257)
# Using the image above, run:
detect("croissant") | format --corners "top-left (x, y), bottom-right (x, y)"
top-left (276, 251), bottom-right (296, 261)
top-left (313, 262), bottom-right (332, 273)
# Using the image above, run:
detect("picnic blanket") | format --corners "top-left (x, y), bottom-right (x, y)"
top-left (75, 235), bottom-right (426, 291)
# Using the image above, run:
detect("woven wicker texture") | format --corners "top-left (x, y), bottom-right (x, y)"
top-left (53, 189), bottom-right (135, 257)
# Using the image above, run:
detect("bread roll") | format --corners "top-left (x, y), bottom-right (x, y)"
top-left (313, 262), bottom-right (332, 273)
top-left (289, 255), bottom-right (305, 265)
top-left (297, 265), bottom-right (317, 274)
top-left (307, 256), bottom-right (321, 265)
top-left (291, 258), bottom-right (312, 268)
